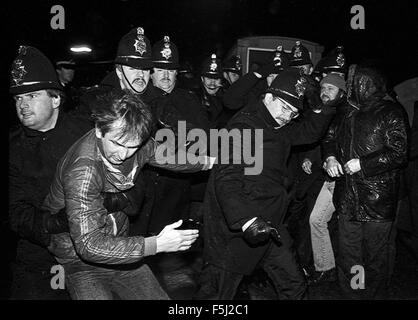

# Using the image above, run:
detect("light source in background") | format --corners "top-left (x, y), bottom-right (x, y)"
top-left (70, 45), bottom-right (92, 53)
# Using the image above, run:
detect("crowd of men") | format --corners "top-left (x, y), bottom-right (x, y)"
top-left (7, 26), bottom-right (417, 300)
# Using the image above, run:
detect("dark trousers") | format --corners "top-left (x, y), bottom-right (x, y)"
top-left (195, 234), bottom-right (307, 300)
top-left (337, 214), bottom-right (396, 299)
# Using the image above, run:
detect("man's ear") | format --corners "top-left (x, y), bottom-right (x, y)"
top-left (95, 126), bottom-right (103, 139)
top-left (51, 95), bottom-right (61, 109)
top-left (115, 66), bottom-right (123, 81)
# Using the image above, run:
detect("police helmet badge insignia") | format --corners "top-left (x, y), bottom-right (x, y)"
top-left (294, 41), bottom-right (302, 58)
top-left (336, 53), bottom-right (345, 67)
top-left (295, 77), bottom-right (307, 98)
top-left (133, 27), bottom-right (147, 55)
top-left (160, 36), bottom-right (172, 60)
top-left (11, 59), bottom-right (27, 85)
top-left (274, 46), bottom-right (283, 65)
top-left (210, 54), bottom-right (218, 72)
top-left (235, 55), bottom-right (242, 71)
top-left (18, 45), bottom-right (28, 55)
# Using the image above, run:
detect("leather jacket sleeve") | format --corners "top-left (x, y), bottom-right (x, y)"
top-left (359, 105), bottom-right (408, 177)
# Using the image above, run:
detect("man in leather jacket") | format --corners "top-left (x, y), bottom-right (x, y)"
top-left (323, 64), bottom-right (409, 299)
top-left (42, 91), bottom-right (212, 299)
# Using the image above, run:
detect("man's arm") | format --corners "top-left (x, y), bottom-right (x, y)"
top-left (145, 137), bottom-right (214, 172)
top-left (8, 161), bottom-right (57, 247)
top-left (359, 107), bottom-right (408, 177)
top-left (55, 159), bottom-right (156, 265)
top-left (286, 109), bottom-right (334, 146)
top-left (222, 72), bottom-right (263, 111)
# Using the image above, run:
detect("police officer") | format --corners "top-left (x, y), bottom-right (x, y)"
top-left (222, 45), bottom-right (290, 112)
top-left (222, 55), bottom-right (242, 86)
top-left (9, 46), bottom-right (91, 299)
top-left (289, 40), bottom-right (313, 76)
top-left (55, 57), bottom-right (79, 113)
top-left (312, 46), bottom-right (347, 82)
top-left (197, 53), bottom-right (231, 129)
top-left (195, 69), bottom-right (335, 300)
top-left (139, 35), bottom-right (210, 236)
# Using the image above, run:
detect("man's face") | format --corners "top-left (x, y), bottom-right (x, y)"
top-left (152, 68), bottom-right (177, 93)
top-left (320, 83), bottom-right (340, 104)
top-left (14, 90), bottom-right (60, 131)
top-left (96, 119), bottom-right (142, 165)
top-left (57, 67), bottom-right (75, 84)
top-left (223, 71), bottom-right (240, 85)
top-left (116, 65), bottom-right (150, 94)
top-left (264, 94), bottom-right (299, 128)
top-left (201, 76), bottom-right (222, 95)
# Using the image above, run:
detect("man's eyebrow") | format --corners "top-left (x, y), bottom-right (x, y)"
top-left (110, 139), bottom-right (141, 148)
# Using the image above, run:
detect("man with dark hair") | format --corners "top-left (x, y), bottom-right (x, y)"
top-left (42, 91), bottom-right (212, 300)
top-left (195, 69), bottom-right (335, 300)
top-left (9, 45), bottom-right (91, 299)
top-left (323, 64), bottom-right (408, 299)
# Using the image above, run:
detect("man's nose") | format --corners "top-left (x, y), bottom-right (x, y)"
top-left (118, 148), bottom-right (128, 160)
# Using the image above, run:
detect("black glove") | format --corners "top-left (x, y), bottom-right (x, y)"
top-left (243, 217), bottom-right (281, 246)
top-left (103, 192), bottom-right (129, 213)
top-left (43, 208), bottom-right (69, 234)
top-left (256, 61), bottom-right (281, 78)
top-left (29, 208), bottom-right (68, 247)
top-left (103, 188), bottom-right (144, 217)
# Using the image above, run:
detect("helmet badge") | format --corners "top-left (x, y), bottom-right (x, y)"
top-left (133, 27), bottom-right (147, 55)
top-left (160, 36), bottom-right (172, 60)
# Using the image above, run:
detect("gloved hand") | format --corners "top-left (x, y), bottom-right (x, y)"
top-left (243, 217), bottom-right (281, 246)
top-left (103, 192), bottom-right (129, 213)
top-left (43, 208), bottom-right (69, 234)
top-left (102, 186), bottom-right (144, 217)
top-left (256, 61), bottom-right (281, 78)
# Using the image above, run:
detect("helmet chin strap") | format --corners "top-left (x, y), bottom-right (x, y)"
top-left (121, 66), bottom-right (143, 94)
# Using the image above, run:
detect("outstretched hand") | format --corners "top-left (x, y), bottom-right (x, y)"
top-left (156, 220), bottom-right (199, 253)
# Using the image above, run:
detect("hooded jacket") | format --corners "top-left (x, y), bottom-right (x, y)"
top-left (323, 65), bottom-right (409, 222)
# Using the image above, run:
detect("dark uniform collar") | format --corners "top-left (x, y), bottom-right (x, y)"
top-left (22, 110), bottom-right (64, 137)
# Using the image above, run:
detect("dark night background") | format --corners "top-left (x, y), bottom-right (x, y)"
top-left (3, 0), bottom-right (417, 129)
top-left (1, 0), bottom-right (418, 301)
top-left (4, 0), bottom-right (418, 84)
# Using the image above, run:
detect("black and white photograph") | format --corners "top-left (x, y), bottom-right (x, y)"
top-left (2, 0), bottom-right (418, 307)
